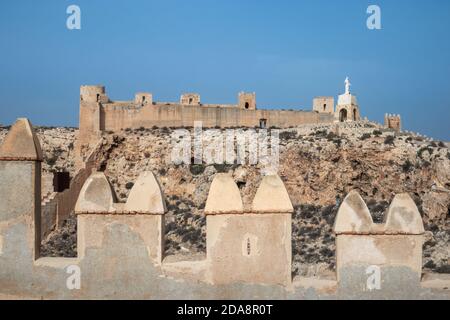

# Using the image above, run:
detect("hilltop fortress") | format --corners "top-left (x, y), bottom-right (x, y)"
top-left (77, 78), bottom-right (361, 159)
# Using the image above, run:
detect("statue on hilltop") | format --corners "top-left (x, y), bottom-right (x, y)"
top-left (345, 77), bottom-right (351, 94)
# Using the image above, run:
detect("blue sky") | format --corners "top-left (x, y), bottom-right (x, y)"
top-left (0, 0), bottom-right (449, 140)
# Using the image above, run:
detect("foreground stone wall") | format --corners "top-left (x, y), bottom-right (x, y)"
top-left (385, 114), bottom-right (402, 132)
top-left (0, 119), bottom-right (449, 300)
top-left (40, 138), bottom-right (101, 238)
top-left (334, 191), bottom-right (425, 293)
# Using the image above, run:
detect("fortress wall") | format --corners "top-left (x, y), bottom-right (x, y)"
top-left (100, 103), bottom-right (334, 130)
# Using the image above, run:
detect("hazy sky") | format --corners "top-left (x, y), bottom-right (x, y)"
top-left (0, 0), bottom-right (449, 140)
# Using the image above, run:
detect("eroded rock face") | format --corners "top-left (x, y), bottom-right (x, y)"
top-left (2, 123), bottom-right (449, 275)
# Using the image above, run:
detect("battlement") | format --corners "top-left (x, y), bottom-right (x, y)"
top-left (76, 85), bottom-right (337, 165)
top-left (80, 85), bottom-right (109, 103)
top-left (1, 118), bottom-right (447, 299)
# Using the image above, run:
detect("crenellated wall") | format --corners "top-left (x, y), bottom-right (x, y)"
top-left (0, 118), bottom-right (448, 300)
top-left (384, 113), bottom-right (402, 132)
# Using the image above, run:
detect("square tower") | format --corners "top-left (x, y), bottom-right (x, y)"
top-left (135, 92), bottom-right (153, 106)
top-left (238, 92), bottom-right (256, 110)
top-left (313, 97), bottom-right (334, 114)
top-left (384, 114), bottom-right (402, 132)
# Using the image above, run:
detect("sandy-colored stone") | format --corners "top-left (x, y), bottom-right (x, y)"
top-left (313, 97), bottom-right (334, 114)
top-left (336, 234), bottom-right (423, 281)
top-left (77, 214), bottom-right (164, 264)
top-left (76, 85), bottom-right (335, 163)
top-left (205, 174), bottom-right (243, 214)
top-left (0, 118), bottom-right (42, 161)
top-left (384, 114), bottom-right (402, 132)
top-left (206, 214), bottom-right (291, 286)
top-left (252, 174), bottom-right (293, 213)
top-left (124, 171), bottom-right (166, 214)
top-left (75, 172), bottom-right (115, 213)
top-left (334, 190), bottom-right (373, 234)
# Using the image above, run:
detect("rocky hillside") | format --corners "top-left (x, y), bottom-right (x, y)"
top-left (1, 123), bottom-right (449, 276)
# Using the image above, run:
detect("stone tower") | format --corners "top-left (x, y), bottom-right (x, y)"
top-left (335, 77), bottom-right (360, 122)
top-left (238, 92), bottom-right (256, 110)
top-left (384, 114), bottom-right (402, 132)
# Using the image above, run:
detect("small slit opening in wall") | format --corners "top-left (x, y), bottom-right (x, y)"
top-left (247, 238), bottom-right (251, 256)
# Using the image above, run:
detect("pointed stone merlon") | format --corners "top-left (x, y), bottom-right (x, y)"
top-left (0, 118), bottom-right (42, 161)
top-left (0, 118), bottom-right (42, 260)
top-left (333, 191), bottom-right (425, 287)
top-left (76, 171), bottom-right (166, 264)
top-left (206, 174), bottom-right (292, 286)
top-left (75, 172), bottom-right (116, 214)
